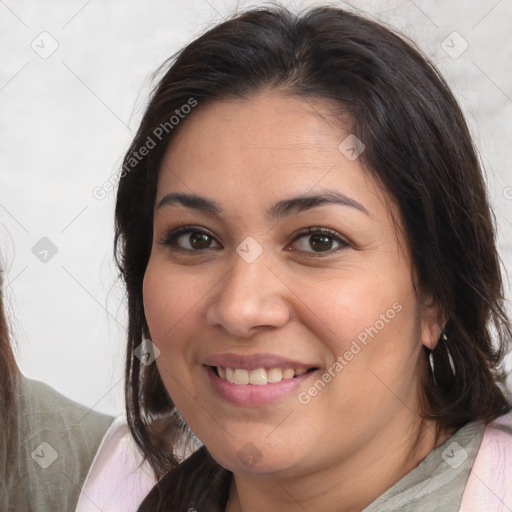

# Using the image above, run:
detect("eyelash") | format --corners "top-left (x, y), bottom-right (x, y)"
top-left (159, 225), bottom-right (350, 256)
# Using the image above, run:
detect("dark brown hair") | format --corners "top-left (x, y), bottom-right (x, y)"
top-left (113, 5), bottom-right (511, 507)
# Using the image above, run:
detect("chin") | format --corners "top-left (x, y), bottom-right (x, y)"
top-left (207, 442), bottom-right (302, 476)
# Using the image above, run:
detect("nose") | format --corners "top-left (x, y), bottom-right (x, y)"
top-left (206, 251), bottom-right (291, 338)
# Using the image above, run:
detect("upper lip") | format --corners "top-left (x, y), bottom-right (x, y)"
top-left (203, 353), bottom-right (318, 371)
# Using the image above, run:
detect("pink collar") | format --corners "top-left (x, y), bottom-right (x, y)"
top-left (459, 410), bottom-right (512, 511)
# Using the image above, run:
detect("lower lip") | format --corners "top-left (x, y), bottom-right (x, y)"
top-left (205, 366), bottom-right (316, 406)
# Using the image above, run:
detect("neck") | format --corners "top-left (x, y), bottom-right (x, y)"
top-left (226, 416), bottom-right (450, 512)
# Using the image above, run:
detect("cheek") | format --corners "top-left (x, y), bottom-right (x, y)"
top-left (294, 266), bottom-right (421, 387)
top-left (333, 288), bottom-right (421, 398)
top-left (142, 259), bottom-right (205, 343)
top-left (295, 276), bottom-right (422, 436)
top-left (296, 270), bottom-right (409, 346)
top-left (142, 262), bottom-right (198, 405)
top-left (142, 261), bottom-right (196, 387)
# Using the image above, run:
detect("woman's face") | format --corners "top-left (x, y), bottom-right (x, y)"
top-left (143, 91), bottom-right (441, 477)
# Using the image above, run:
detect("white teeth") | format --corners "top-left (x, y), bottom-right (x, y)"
top-left (282, 368), bottom-right (295, 380)
top-left (249, 368), bottom-right (268, 385)
top-left (216, 366), bottom-right (310, 385)
top-left (233, 369), bottom-right (249, 385)
top-left (267, 367), bottom-right (283, 383)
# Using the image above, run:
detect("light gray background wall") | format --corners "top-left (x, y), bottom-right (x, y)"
top-left (1, 0), bottom-right (511, 416)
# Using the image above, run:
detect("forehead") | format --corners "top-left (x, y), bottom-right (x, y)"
top-left (156, 91), bottom-right (382, 212)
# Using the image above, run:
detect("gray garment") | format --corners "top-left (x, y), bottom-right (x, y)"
top-left (4, 375), bottom-right (113, 512)
top-left (363, 420), bottom-right (485, 512)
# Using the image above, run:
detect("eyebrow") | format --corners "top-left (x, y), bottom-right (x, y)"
top-left (156, 190), bottom-right (369, 219)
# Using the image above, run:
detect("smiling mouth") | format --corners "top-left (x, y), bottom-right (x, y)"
top-left (211, 366), bottom-right (317, 385)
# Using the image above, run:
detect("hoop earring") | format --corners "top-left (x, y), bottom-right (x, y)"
top-left (429, 332), bottom-right (456, 386)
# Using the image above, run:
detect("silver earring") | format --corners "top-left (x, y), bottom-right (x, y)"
top-left (428, 350), bottom-right (437, 386)
top-left (443, 333), bottom-right (456, 377)
top-left (429, 332), bottom-right (456, 386)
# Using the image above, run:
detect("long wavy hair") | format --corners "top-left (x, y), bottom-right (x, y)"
top-left (113, 5), bottom-right (512, 508)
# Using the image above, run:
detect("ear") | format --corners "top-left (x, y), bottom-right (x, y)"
top-left (418, 291), bottom-right (446, 350)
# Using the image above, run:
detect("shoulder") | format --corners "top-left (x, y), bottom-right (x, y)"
top-left (8, 375), bottom-right (114, 512)
top-left (459, 409), bottom-right (512, 512)
top-left (21, 375), bottom-right (113, 433)
top-left (19, 375), bottom-right (113, 461)
top-left (75, 417), bottom-right (158, 512)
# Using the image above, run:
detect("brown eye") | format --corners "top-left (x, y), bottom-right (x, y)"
top-left (309, 234), bottom-right (333, 252)
top-left (161, 226), bottom-right (222, 251)
top-left (188, 232), bottom-right (212, 249)
top-left (291, 228), bottom-right (349, 254)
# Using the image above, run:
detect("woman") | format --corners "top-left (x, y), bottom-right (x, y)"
top-left (82, 5), bottom-right (512, 511)
top-left (0, 277), bottom-right (113, 511)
